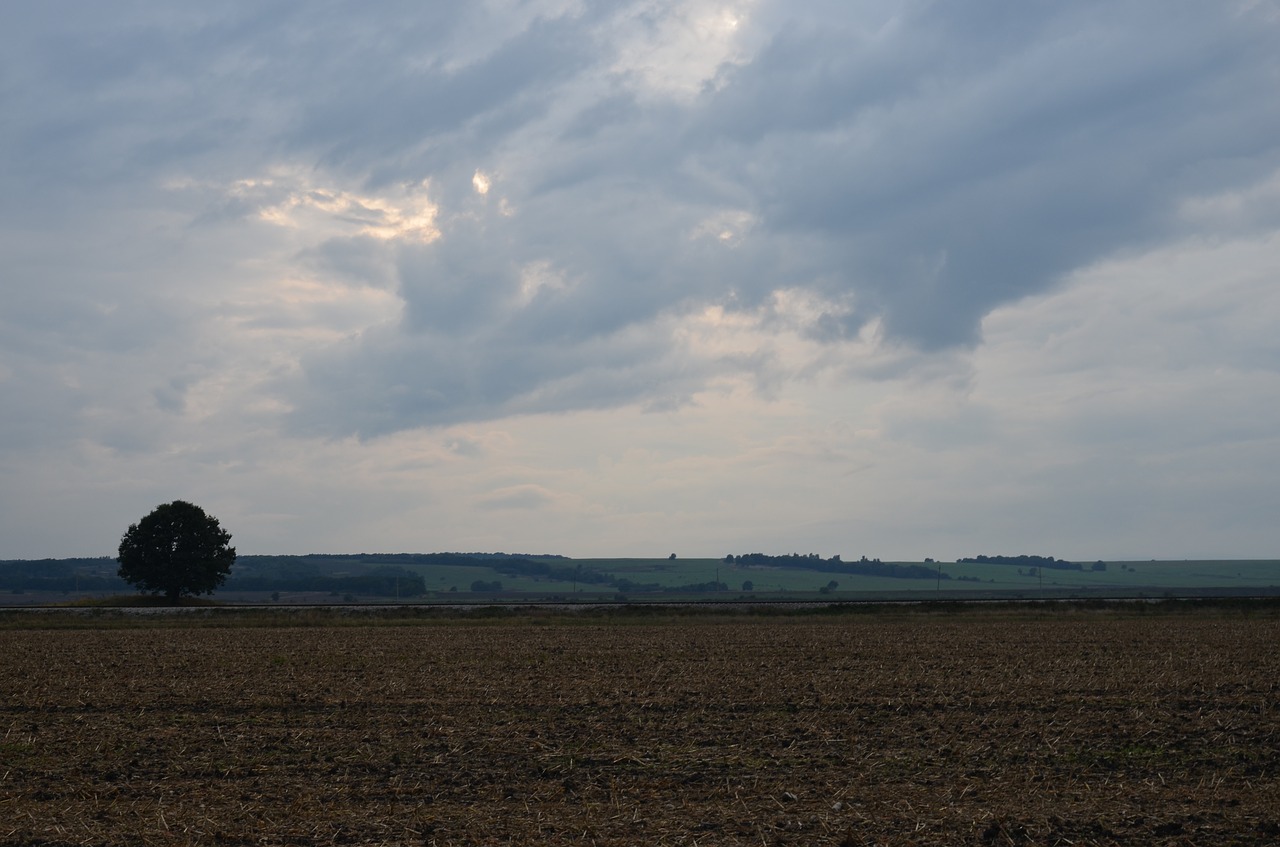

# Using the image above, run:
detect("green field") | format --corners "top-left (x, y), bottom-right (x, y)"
top-left (937, 559), bottom-right (1280, 590)
top-left (4, 555), bottom-right (1280, 605)
top-left (394, 557), bottom-right (1280, 600)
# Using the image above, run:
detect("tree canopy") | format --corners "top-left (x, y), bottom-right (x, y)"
top-left (117, 501), bottom-right (236, 603)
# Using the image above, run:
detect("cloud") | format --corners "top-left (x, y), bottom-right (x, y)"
top-left (3, 1), bottom-right (1280, 560)
top-left (700, 2), bottom-right (1280, 341)
top-left (474, 484), bottom-right (558, 511)
top-left (259, 0), bottom-right (1280, 437)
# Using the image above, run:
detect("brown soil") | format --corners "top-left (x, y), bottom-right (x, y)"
top-left (2, 610), bottom-right (1278, 845)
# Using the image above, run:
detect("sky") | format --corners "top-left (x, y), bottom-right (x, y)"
top-left (3, 1), bottom-right (1280, 562)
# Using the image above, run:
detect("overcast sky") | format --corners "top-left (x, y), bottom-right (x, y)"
top-left (3, 1), bottom-right (1279, 561)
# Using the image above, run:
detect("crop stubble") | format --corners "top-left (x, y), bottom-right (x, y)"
top-left (1, 611), bottom-right (1278, 845)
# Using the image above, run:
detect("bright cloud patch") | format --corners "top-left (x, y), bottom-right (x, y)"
top-left (230, 173), bottom-right (440, 243)
top-left (608, 0), bottom-right (757, 98)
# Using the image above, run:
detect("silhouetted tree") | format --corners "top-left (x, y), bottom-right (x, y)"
top-left (117, 501), bottom-right (236, 603)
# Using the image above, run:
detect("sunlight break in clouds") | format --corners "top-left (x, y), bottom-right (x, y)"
top-left (233, 172), bottom-right (440, 244)
top-left (691, 209), bottom-right (756, 244)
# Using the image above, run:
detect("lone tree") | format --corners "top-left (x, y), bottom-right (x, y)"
top-left (117, 501), bottom-right (236, 603)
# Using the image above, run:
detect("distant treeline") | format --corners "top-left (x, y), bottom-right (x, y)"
top-left (725, 553), bottom-right (945, 581)
top-left (231, 553), bottom-right (586, 596)
top-left (0, 558), bottom-right (124, 592)
top-left (232, 553), bottom-right (603, 596)
top-left (0, 553), bottom-right (714, 597)
top-left (957, 555), bottom-right (1093, 571)
top-left (484, 557), bottom-right (613, 585)
top-left (0, 556), bottom-right (429, 598)
top-left (238, 552), bottom-right (567, 568)
top-left (226, 566), bottom-right (426, 597)
top-left (478, 558), bottom-right (729, 594)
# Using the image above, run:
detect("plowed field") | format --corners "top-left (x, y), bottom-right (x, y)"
top-left (2, 609), bottom-right (1279, 845)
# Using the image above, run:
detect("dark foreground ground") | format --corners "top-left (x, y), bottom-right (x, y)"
top-left (2, 606), bottom-right (1278, 845)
